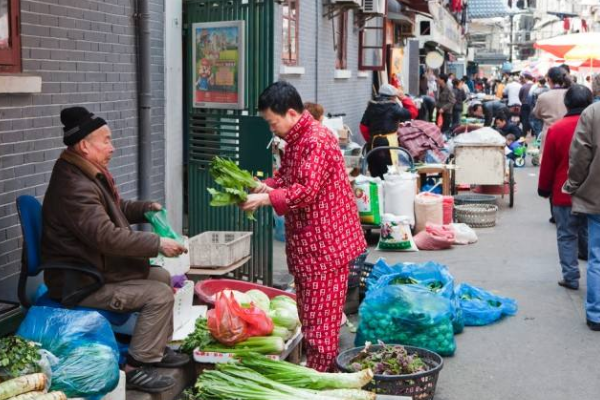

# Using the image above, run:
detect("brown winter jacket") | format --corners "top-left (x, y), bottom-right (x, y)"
top-left (564, 103), bottom-right (600, 214)
top-left (42, 150), bottom-right (160, 302)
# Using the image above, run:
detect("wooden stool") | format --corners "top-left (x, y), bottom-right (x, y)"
top-left (416, 166), bottom-right (451, 196)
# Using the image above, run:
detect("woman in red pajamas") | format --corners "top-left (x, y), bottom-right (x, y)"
top-left (241, 82), bottom-right (366, 371)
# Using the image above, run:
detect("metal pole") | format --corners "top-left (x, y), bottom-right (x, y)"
top-left (509, 14), bottom-right (514, 63)
top-left (136, 0), bottom-right (152, 201)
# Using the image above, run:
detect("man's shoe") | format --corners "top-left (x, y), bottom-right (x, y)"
top-left (587, 320), bottom-right (600, 331)
top-left (579, 253), bottom-right (588, 261)
top-left (154, 347), bottom-right (190, 368)
top-left (549, 217), bottom-right (556, 224)
top-left (126, 367), bottom-right (175, 393)
top-left (558, 280), bottom-right (579, 290)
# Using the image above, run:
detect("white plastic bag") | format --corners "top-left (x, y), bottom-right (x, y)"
top-left (383, 172), bottom-right (417, 226)
top-left (377, 214), bottom-right (418, 252)
top-left (451, 223), bottom-right (478, 245)
top-left (354, 176), bottom-right (384, 225)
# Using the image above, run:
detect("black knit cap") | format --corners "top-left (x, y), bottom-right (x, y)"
top-left (61, 106), bottom-right (107, 146)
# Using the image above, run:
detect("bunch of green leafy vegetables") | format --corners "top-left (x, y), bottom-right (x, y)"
top-left (207, 157), bottom-right (259, 220)
top-left (180, 318), bottom-right (215, 354)
top-left (349, 342), bottom-right (429, 376)
top-left (0, 336), bottom-right (41, 378)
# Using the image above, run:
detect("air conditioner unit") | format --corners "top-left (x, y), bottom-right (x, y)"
top-left (330, 0), bottom-right (362, 7)
top-left (362, 0), bottom-right (386, 15)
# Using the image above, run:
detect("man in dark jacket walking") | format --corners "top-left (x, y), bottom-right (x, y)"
top-left (452, 78), bottom-right (467, 127)
top-left (42, 107), bottom-right (189, 392)
top-left (360, 83), bottom-right (412, 178)
top-left (436, 73), bottom-right (456, 132)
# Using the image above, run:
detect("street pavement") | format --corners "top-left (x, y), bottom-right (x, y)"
top-left (273, 165), bottom-right (600, 400)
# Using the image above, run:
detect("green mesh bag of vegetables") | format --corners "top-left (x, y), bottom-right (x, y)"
top-left (355, 284), bottom-right (456, 356)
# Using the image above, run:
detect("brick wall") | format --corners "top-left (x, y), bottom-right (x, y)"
top-left (0, 0), bottom-right (166, 301)
top-left (274, 2), bottom-right (372, 139)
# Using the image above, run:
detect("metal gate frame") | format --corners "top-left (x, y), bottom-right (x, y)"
top-left (184, 0), bottom-right (275, 285)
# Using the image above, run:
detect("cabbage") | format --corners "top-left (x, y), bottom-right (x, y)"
top-left (269, 309), bottom-right (299, 330)
top-left (221, 290), bottom-right (252, 308)
top-left (245, 290), bottom-right (270, 312)
top-left (270, 296), bottom-right (298, 315)
top-left (270, 326), bottom-right (294, 341)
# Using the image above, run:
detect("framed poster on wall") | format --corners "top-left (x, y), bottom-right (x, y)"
top-left (192, 20), bottom-right (245, 109)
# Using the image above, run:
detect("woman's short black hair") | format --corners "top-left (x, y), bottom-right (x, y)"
top-left (564, 84), bottom-right (593, 110)
top-left (258, 81), bottom-right (304, 116)
top-left (547, 66), bottom-right (571, 88)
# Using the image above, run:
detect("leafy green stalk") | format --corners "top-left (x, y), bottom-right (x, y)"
top-left (180, 318), bottom-right (215, 354)
top-left (207, 157), bottom-right (259, 220)
top-left (0, 336), bottom-right (41, 378)
top-left (237, 353), bottom-right (374, 390)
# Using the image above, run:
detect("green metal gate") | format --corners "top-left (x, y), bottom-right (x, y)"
top-left (184, 0), bottom-right (275, 285)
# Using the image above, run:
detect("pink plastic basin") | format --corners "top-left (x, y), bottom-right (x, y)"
top-left (194, 279), bottom-right (295, 305)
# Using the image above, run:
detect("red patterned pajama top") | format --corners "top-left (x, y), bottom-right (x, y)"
top-left (264, 111), bottom-right (366, 371)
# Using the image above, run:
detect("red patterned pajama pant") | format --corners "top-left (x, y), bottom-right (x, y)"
top-left (294, 267), bottom-right (349, 372)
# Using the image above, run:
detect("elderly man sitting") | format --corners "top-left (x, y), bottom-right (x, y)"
top-left (42, 107), bottom-right (188, 393)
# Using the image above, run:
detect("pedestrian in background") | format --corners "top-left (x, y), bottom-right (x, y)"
top-left (452, 78), bottom-right (467, 127)
top-left (592, 74), bottom-right (600, 103)
top-left (436, 73), bottom-right (456, 133)
top-left (533, 67), bottom-right (571, 158)
top-left (563, 87), bottom-right (600, 332)
top-left (519, 72), bottom-right (535, 136)
top-left (538, 85), bottom-right (591, 294)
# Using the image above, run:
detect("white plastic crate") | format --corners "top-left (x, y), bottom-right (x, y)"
top-left (189, 231), bottom-right (252, 268)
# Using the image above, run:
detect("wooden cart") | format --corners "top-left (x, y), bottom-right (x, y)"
top-left (452, 143), bottom-right (515, 208)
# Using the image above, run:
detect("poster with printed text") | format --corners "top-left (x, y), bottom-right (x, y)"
top-left (192, 21), bottom-right (245, 109)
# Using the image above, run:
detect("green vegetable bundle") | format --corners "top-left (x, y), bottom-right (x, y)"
top-left (0, 336), bottom-right (41, 379)
top-left (185, 356), bottom-right (375, 400)
top-left (355, 285), bottom-right (456, 357)
top-left (207, 157), bottom-right (259, 220)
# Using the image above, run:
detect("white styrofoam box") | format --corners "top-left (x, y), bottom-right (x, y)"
top-left (150, 236), bottom-right (190, 276)
top-left (173, 280), bottom-right (194, 331)
top-left (192, 326), bottom-right (302, 364)
top-left (113, 280), bottom-right (195, 335)
top-left (171, 305), bottom-right (208, 343)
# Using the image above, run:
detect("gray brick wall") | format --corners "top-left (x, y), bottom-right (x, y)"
top-left (274, 2), bottom-right (372, 138)
top-left (0, 0), bottom-right (166, 301)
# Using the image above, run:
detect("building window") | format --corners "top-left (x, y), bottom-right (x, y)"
top-left (335, 11), bottom-right (348, 70)
top-left (359, 16), bottom-right (386, 71)
top-left (282, 0), bottom-right (298, 66)
top-left (0, 0), bottom-right (21, 73)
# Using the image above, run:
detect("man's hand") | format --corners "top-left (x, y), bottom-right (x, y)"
top-left (251, 181), bottom-right (273, 194)
top-left (150, 203), bottom-right (163, 211)
top-left (240, 193), bottom-right (271, 212)
top-left (159, 238), bottom-right (187, 257)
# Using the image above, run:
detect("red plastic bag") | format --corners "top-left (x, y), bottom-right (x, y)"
top-left (414, 223), bottom-right (455, 250)
top-left (230, 299), bottom-right (274, 337)
top-left (436, 112), bottom-right (444, 128)
top-left (207, 292), bottom-right (249, 345)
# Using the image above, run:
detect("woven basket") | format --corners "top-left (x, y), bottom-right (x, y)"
top-left (454, 204), bottom-right (498, 228)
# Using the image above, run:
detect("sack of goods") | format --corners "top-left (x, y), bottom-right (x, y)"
top-left (383, 171), bottom-right (417, 226)
top-left (456, 283), bottom-right (518, 326)
top-left (451, 223), bottom-right (478, 245)
top-left (367, 259), bottom-right (464, 334)
top-left (377, 214), bottom-right (418, 252)
top-left (414, 223), bottom-right (455, 250)
top-left (354, 176), bottom-right (384, 225)
top-left (414, 192), bottom-right (443, 233)
top-left (355, 284), bottom-right (456, 356)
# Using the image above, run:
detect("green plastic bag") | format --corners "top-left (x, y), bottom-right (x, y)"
top-left (145, 209), bottom-right (184, 244)
top-left (355, 284), bottom-right (456, 356)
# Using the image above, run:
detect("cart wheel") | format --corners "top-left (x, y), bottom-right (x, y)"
top-left (509, 161), bottom-right (515, 208)
top-left (515, 157), bottom-right (525, 168)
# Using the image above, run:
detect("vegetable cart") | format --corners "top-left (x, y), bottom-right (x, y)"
top-left (451, 143), bottom-right (515, 208)
top-left (359, 146), bottom-right (414, 235)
